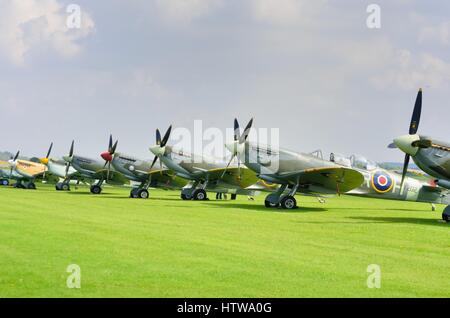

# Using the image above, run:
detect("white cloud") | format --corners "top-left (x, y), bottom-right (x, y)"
top-left (418, 21), bottom-right (450, 46)
top-left (0, 0), bottom-right (94, 66)
top-left (370, 50), bottom-right (450, 90)
top-left (154, 0), bottom-right (223, 24)
top-left (248, 0), bottom-right (327, 26)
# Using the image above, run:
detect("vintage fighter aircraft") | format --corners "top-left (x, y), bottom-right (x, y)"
top-left (100, 134), bottom-right (188, 198)
top-left (149, 126), bottom-right (263, 200)
top-left (330, 153), bottom-right (450, 209)
top-left (63, 140), bottom-right (128, 194)
top-left (224, 119), bottom-right (365, 209)
top-left (0, 151), bottom-right (46, 189)
top-left (390, 89), bottom-right (450, 220)
top-left (39, 142), bottom-right (80, 191)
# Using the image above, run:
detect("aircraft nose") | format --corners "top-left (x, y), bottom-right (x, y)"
top-left (393, 134), bottom-right (420, 156)
top-left (62, 155), bottom-right (72, 163)
top-left (101, 151), bottom-right (113, 162)
top-left (149, 145), bottom-right (165, 156)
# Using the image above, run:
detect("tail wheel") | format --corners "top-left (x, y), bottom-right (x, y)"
top-left (280, 195), bottom-right (297, 209)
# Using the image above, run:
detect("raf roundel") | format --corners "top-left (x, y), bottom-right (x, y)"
top-left (371, 171), bottom-right (395, 193)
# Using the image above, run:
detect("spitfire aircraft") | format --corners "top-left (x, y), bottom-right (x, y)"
top-left (149, 126), bottom-right (263, 201)
top-left (0, 151), bottom-right (46, 189)
top-left (224, 119), bottom-right (365, 209)
top-left (100, 135), bottom-right (188, 198)
top-left (63, 140), bottom-right (128, 194)
top-left (390, 89), bottom-right (450, 220)
top-left (39, 142), bottom-right (80, 191)
top-left (330, 153), bottom-right (450, 209)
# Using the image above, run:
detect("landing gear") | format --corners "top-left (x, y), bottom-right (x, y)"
top-left (26, 182), bottom-right (36, 190)
top-left (280, 195), bottom-right (297, 209)
top-left (443, 205), bottom-right (450, 222)
top-left (181, 193), bottom-right (191, 200)
top-left (55, 182), bottom-right (70, 191)
top-left (193, 189), bottom-right (207, 201)
top-left (231, 194), bottom-right (237, 200)
top-left (137, 189), bottom-right (149, 199)
top-left (264, 200), bottom-right (279, 208)
top-left (90, 184), bottom-right (102, 194)
top-left (14, 181), bottom-right (26, 189)
top-left (0, 179), bottom-right (9, 186)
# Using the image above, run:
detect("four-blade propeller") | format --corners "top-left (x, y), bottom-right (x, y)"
top-left (221, 118), bottom-right (253, 179)
top-left (149, 125), bottom-right (172, 173)
top-left (101, 134), bottom-right (118, 181)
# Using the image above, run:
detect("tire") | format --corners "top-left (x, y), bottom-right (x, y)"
top-left (55, 182), bottom-right (62, 191)
top-left (130, 188), bottom-right (139, 198)
top-left (27, 183), bottom-right (36, 190)
top-left (443, 206), bottom-right (450, 222)
top-left (181, 193), bottom-right (191, 200)
top-left (231, 194), bottom-right (237, 200)
top-left (280, 195), bottom-right (297, 209)
top-left (137, 189), bottom-right (149, 199)
top-left (61, 183), bottom-right (70, 191)
top-left (193, 189), bottom-right (207, 201)
top-left (1, 179), bottom-right (9, 186)
top-left (265, 200), bottom-right (279, 208)
top-left (90, 185), bottom-right (102, 194)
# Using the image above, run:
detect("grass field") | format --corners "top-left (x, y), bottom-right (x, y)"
top-left (0, 184), bottom-right (448, 298)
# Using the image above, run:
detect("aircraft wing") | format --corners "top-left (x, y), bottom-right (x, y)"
top-left (200, 167), bottom-right (259, 189)
top-left (148, 169), bottom-right (187, 189)
top-left (278, 167), bottom-right (364, 193)
top-left (93, 169), bottom-right (129, 185)
top-left (15, 160), bottom-right (46, 178)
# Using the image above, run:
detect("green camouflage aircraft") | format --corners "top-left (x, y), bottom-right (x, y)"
top-left (389, 89), bottom-right (450, 221)
top-left (100, 135), bottom-right (188, 199)
top-left (149, 126), bottom-right (265, 201)
top-left (330, 153), bottom-right (449, 209)
top-left (63, 140), bottom-right (128, 194)
top-left (224, 119), bottom-right (365, 209)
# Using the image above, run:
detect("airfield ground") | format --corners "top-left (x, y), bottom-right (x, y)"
top-left (0, 184), bottom-right (448, 297)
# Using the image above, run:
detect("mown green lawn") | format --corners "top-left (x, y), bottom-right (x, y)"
top-left (0, 184), bottom-right (448, 297)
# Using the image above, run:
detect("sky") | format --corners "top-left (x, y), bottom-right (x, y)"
top-left (0, 0), bottom-right (449, 162)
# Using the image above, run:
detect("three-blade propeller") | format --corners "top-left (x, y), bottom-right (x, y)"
top-left (221, 118), bottom-right (253, 179)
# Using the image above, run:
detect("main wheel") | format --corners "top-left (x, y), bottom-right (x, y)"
top-left (27, 182), bottom-right (36, 190)
top-left (443, 206), bottom-right (450, 222)
top-left (181, 193), bottom-right (191, 200)
top-left (280, 195), bottom-right (297, 209)
top-left (90, 185), bottom-right (102, 194)
top-left (231, 194), bottom-right (237, 200)
top-left (1, 179), bottom-right (9, 186)
top-left (193, 189), bottom-right (207, 200)
top-left (137, 189), bottom-right (149, 199)
top-left (130, 188), bottom-right (139, 198)
top-left (14, 183), bottom-right (26, 189)
top-left (61, 183), bottom-right (70, 191)
top-left (55, 182), bottom-right (62, 191)
top-left (265, 200), bottom-right (279, 208)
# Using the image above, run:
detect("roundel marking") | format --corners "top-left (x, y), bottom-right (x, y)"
top-left (371, 171), bottom-right (395, 193)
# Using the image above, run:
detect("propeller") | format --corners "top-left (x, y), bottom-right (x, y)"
top-left (63, 140), bottom-right (75, 179)
top-left (41, 142), bottom-right (53, 179)
top-left (398, 89), bottom-right (422, 189)
top-left (222, 118), bottom-right (253, 179)
top-left (149, 126), bottom-right (172, 174)
top-left (8, 150), bottom-right (20, 178)
top-left (101, 134), bottom-right (118, 181)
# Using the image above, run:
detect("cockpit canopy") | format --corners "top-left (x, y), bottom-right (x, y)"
top-left (329, 153), bottom-right (378, 171)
